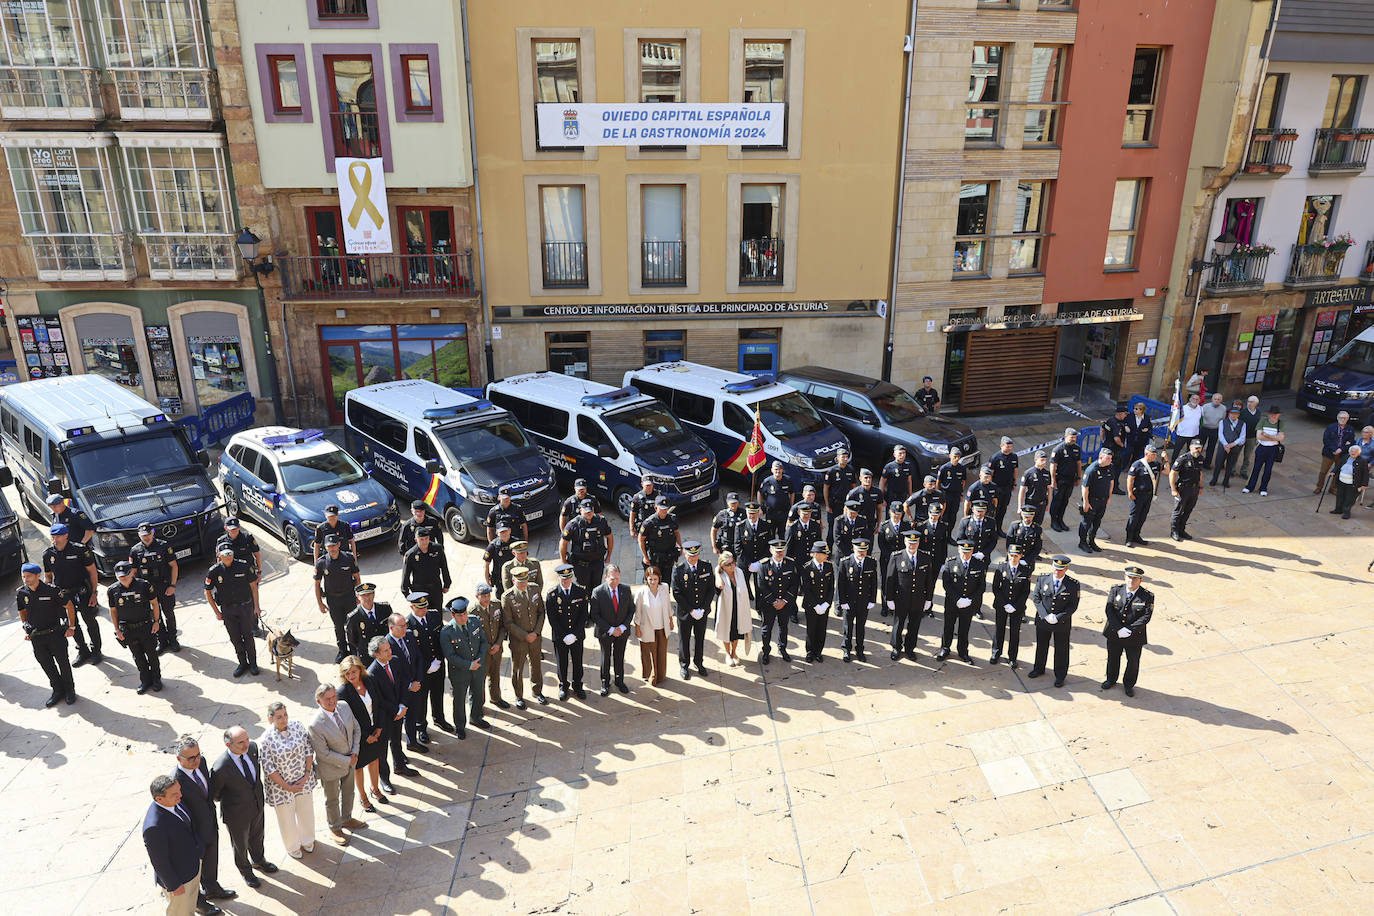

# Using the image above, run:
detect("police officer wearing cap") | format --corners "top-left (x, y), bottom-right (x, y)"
top-left (471, 583), bottom-right (509, 708)
top-left (885, 531), bottom-right (926, 661)
top-left (315, 535), bottom-right (362, 662)
top-left (627, 475), bottom-right (659, 537)
top-left (672, 542), bottom-right (718, 678)
top-left (108, 560), bottom-right (163, 694)
top-left (798, 541), bottom-right (834, 662)
top-left (484, 488), bottom-right (528, 542)
top-left (560, 499), bottom-right (614, 591)
top-left (18, 561), bottom-right (76, 707)
top-left (482, 524), bottom-right (516, 599)
top-left (732, 501), bottom-right (770, 597)
top-left (559, 479), bottom-right (600, 531)
top-left (989, 544), bottom-right (1031, 668)
top-left (1006, 505), bottom-right (1045, 573)
top-left (846, 468), bottom-right (885, 532)
top-left (502, 566), bottom-right (547, 708)
top-left (1125, 443), bottom-right (1163, 548)
top-left (711, 492), bottom-right (745, 555)
top-left (407, 592), bottom-right (451, 734)
top-left (398, 500), bottom-right (444, 555)
top-left (546, 563), bottom-right (589, 700)
top-left (954, 500), bottom-right (998, 564)
top-left (936, 448), bottom-right (968, 522)
top-left (43, 522), bottom-right (101, 666)
top-left (988, 437), bottom-right (1019, 535)
top-left (1102, 565), bottom-right (1154, 697)
top-left (130, 522), bottom-right (181, 654)
top-left (313, 504), bottom-right (355, 561)
top-left (875, 502), bottom-right (912, 608)
top-left (824, 449), bottom-right (858, 531)
top-left (346, 583), bottom-right (392, 661)
top-left (831, 500), bottom-right (868, 560)
top-left (938, 540), bottom-right (985, 664)
top-left (837, 537), bottom-right (878, 663)
top-left (1029, 555), bottom-right (1078, 686)
top-left (1169, 440), bottom-right (1206, 542)
top-left (784, 502), bottom-right (823, 573)
top-left (785, 485), bottom-right (821, 526)
top-left (1102, 403), bottom-right (1131, 495)
top-left (638, 498), bottom-right (682, 576)
top-left (402, 526), bottom-right (451, 603)
top-left (439, 597), bottom-right (488, 737)
top-left (47, 491), bottom-right (93, 545)
top-left (881, 444), bottom-right (920, 506)
top-left (758, 461), bottom-right (796, 534)
top-left (962, 465), bottom-right (999, 520)
top-left (503, 540), bottom-right (543, 593)
top-left (204, 545), bottom-right (260, 677)
top-left (1017, 450), bottom-right (1052, 528)
top-left (755, 538), bottom-right (798, 664)
top-left (1048, 428), bottom-right (1082, 532)
top-left (1079, 447), bottom-right (1115, 554)
top-left (915, 504), bottom-right (948, 618)
top-left (216, 518), bottom-right (261, 572)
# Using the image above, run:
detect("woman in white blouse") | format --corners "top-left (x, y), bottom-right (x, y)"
top-left (634, 565), bottom-right (673, 685)
top-left (259, 701), bottom-right (317, 859)
top-left (714, 552), bottom-right (751, 666)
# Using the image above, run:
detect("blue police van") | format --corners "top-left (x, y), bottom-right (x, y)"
top-left (343, 379), bottom-right (558, 542)
top-left (218, 427), bottom-right (399, 560)
top-left (1300, 326), bottom-right (1374, 420)
top-left (487, 372), bottom-right (717, 519)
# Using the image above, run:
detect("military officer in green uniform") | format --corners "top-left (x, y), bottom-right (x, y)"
top-left (439, 597), bottom-right (489, 737)
top-left (471, 583), bottom-right (509, 709)
top-left (501, 567), bottom-right (547, 708)
top-left (502, 540), bottom-right (544, 593)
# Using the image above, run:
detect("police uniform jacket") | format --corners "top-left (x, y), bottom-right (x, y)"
top-left (440, 616), bottom-right (488, 673)
top-left (313, 519), bottom-right (355, 553)
top-left (905, 487), bottom-right (945, 522)
top-left (1082, 461), bottom-right (1114, 507)
top-left (628, 490), bottom-right (657, 531)
top-left (43, 541), bottom-right (95, 593)
top-left (1031, 573), bottom-right (1079, 630)
top-left (346, 601), bottom-right (392, 658)
top-left (882, 457), bottom-right (920, 501)
top-left (501, 586), bottom-right (545, 644)
top-left (754, 556), bottom-right (799, 613)
top-left (953, 515), bottom-right (998, 560)
top-left (989, 451), bottom-right (1019, 490)
top-left (936, 462), bottom-right (967, 500)
top-left (836, 554), bottom-right (878, 611)
top-left (830, 513), bottom-right (868, 558)
top-left (1019, 466), bottom-right (1052, 507)
top-left (561, 493), bottom-right (600, 524)
top-left (640, 513), bottom-right (680, 552)
top-left (484, 503), bottom-right (527, 534)
top-left (402, 543), bottom-right (451, 594)
top-left (758, 476), bottom-right (794, 517)
top-left (845, 484), bottom-right (884, 525)
top-left (884, 549), bottom-right (925, 611)
top-left (204, 560), bottom-right (257, 605)
top-left (109, 577), bottom-right (157, 628)
top-left (216, 531), bottom-right (259, 567)
top-left (784, 517), bottom-right (822, 566)
top-left (562, 515), bottom-right (611, 560)
top-left (397, 513), bottom-right (444, 554)
top-left (407, 612), bottom-right (444, 669)
top-left (824, 464), bottom-right (858, 513)
top-left (1103, 584), bottom-right (1154, 647)
top-left (503, 557), bottom-right (544, 592)
top-left (472, 599), bottom-right (506, 649)
top-left (963, 480), bottom-right (998, 512)
top-left (1050, 442), bottom-right (1082, 486)
top-left (671, 559), bottom-right (718, 618)
top-left (1128, 458), bottom-right (1161, 500)
top-left (129, 539), bottom-right (175, 586)
top-left (876, 519), bottom-right (910, 566)
top-left (733, 517), bottom-right (772, 567)
top-left (1005, 521), bottom-right (1043, 565)
top-left (54, 505), bottom-right (93, 543)
top-left (314, 551), bottom-right (360, 596)
top-left (799, 558), bottom-right (835, 610)
top-left (940, 555), bottom-right (986, 612)
top-left (1172, 454), bottom-right (1204, 492)
top-left (712, 507), bottom-right (745, 552)
top-left (990, 559), bottom-right (1032, 613)
top-left (18, 580), bottom-right (70, 633)
top-left (919, 519), bottom-right (950, 567)
top-left (1101, 416), bottom-right (1129, 453)
top-left (546, 581), bottom-right (590, 638)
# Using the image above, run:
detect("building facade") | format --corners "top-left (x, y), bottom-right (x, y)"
top-left (467, 1), bottom-right (904, 386)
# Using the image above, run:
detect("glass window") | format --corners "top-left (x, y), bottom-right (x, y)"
top-left (523, 404), bottom-right (570, 440)
top-left (644, 329), bottom-right (684, 364)
top-left (402, 55), bottom-right (432, 113)
top-left (1024, 45), bottom-right (1066, 145)
top-left (740, 184), bottom-right (783, 284)
top-left (533, 39), bottom-right (580, 150)
top-left (280, 448), bottom-right (365, 493)
top-left (1009, 181), bottom-right (1048, 274)
top-left (1298, 195), bottom-right (1338, 245)
top-left (540, 185), bottom-right (587, 288)
top-left (268, 56), bottom-right (301, 112)
top-left (603, 402), bottom-right (693, 454)
top-left (98, 0), bottom-right (206, 69)
top-left (1256, 73), bottom-right (1286, 131)
top-left (1221, 198), bottom-right (1261, 246)
top-left (954, 182), bottom-right (991, 275)
top-left (0, 0), bottom-right (85, 69)
top-left (1104, 179), bottom-right (1144, 267)
top-left (120, 144), bottom-right (234, 276)
top-left (182, 311), bottom-right (247, 409)
top-left (721, 401), bottom-right (752, 438)
top-left (674, 391), bottom-right (715, 426)
top-left (547, 331), bottom-right (589, 378)
top-left (869, 385), bottom-right (925, 423)
top-left (1324, 75), bottom-right (1364, 130)
top-left (642, 184), bottom-right (685, 286)
top-left (837, 392), bottom-right (876, 422)
top-left (577, 415), bottom-right (612, 451)
top-left (75, 312), bottom-right (140, 388)
top-left (316, 0), bottom-right (369, 21)
top-left (400, 207), bottom-right (455, 256)
top-left (1123, 48), bottom-right (1162, 145)
top-left (325, 55), bottom-right (379, 159)
top-left (966, 44), bottom-right (1004, 145)
top-left (437, 417), bottom-right (536, 465)
top-left (804, 383), bottom-right (839, 412)
top-left (743, 40), bottom-right (788, 150)
top-left (67, 432), bottom-right (197, 490)
top-left (640, 39), bottom-right (683, 103)
top-left (412, 428), bottom-right (439, 464)
top-left (4, 144), bottom-right (127, 276)
top-left (754, 391), bottom-right (825, 438)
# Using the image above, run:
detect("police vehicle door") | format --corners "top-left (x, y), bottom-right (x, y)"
top-left (412, 428), bottom-right (450, 506)
top-left (248, 447), bottom-right (284, 524)
top-left (232, 446), bottom-right (276, 523)
top-left (575, 415), bottom-right (625, 499)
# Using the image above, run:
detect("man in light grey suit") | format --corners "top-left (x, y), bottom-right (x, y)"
top-left (307, 682), bottom-right (365, 845)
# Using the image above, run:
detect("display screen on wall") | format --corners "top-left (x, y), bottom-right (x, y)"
top-left (144, 324), bottom-right (183, 414)
top-left (15, 315), bottom-right (70, 380)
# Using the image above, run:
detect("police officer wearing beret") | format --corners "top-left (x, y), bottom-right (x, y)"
top-left (345, 582), bottom-right (392, 659)
top-left (546, 564), bottom-right (589, 700)
top-left (204, 545), bottom-right (260, 677)
top-left (312, 504), bottom-right (355, 562)
top-left (130, 522), bottom-right (181, 654)
top-left (785, 485), bottom-right (822, 526)
top-left (711, 492), bottom-right (745, 555)
top-left (315, 535), bottom-right (362, 662)
top-left (484, 487), bottom-right (528, 542)
top-left (799, 541), bottom-right (835, 662)
top-left (962, 465), bottom-right (999, 520)
top-left (439, 598), bottom-right (488, 737)
top-left (1029, 556), bottom-right (1078, 687)
top-left (639, 498), bottom-right (683, 578)
top-left (672, 542), bottom-right (718, 678)
top-left (904, 474), bottom-right (944, 526)
top-left (755, 538), bottom-right (798, 665)
top-left (216, 517), bottom-right (263, 637)
top-left (17, 561), bottom-right (76, 706)
top-left (44, 522), bottom-right (101, 666)
top-left (47, 491), bottom-right (93, 545)
top-left (1125, 444), bottom-right (1163, 548)
top-left (1017, 450), bottom-right (1053, 528)
top-left (885, 531), bottom-right (926, 661)
top-left (988, 437), bottom-right (1020, 535)
top-left (1102, 565), bottom-right (1154, 697)
top-left (109, 560), bottom-right (163, 694)
top-left (938, 540), bottom-right (985, 664)
top-left (560, 500), bottom-right (614, 591)
top-left (398, 500), bottom-right (444, 555)
top-left (1048, 429), bottom-right (1082, 532)
top-left (989, 544), bottom-right (1032, 668)
top-left (559, 479), bottom-right (600, 531)
top-left (837, 538), bottom-right (878, 663)
top-left (482, 524), bottom-right (516, 599)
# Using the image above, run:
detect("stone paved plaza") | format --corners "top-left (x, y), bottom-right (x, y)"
top-left (2, 403), bottom-right (1372, 915)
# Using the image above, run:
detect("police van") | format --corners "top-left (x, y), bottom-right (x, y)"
top-left (343, 379), bottom-right (558, 542)
top-left (1300, 325), bottom-right (1374, 419)
top-left (0, 374), bottom-right (223, 574)
top-left (487, 372), bottom-right (717, 519)
top-left (624, 361), bottom-right (849, 489)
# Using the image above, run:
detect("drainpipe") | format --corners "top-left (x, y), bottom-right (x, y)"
top-left (883, 0), bottom-right (920, 382)
top-left (460, 0), bottom-right (494, 385)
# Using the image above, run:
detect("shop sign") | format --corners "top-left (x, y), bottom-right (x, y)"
top-left (1255, 314), bottom-right (1277, 331)
top-left (1304, 285), bottom-right (1374, 308)
top-left (509, 300), bottom-right (880, 321)
top-left (535, 103), bottom-right (785, 148)
top-left (943, 306), bottom-right (1144, 333)
top-left (15, 315), bottom-right (69, 380)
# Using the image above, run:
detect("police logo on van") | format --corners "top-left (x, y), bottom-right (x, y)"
top-left (336, 490), bottom-right (360, 504)
top-left (372, 453), bottom-right (407, 483)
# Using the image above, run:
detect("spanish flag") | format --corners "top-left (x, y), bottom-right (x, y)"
top-left (723, 409), bottom-right (767, 474)
top-left (422, 473), bottom-right (442, 507)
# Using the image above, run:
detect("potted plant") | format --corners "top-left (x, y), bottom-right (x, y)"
top-left (1251, 128), bottom-right (1275, 142)
top-left (1304, 232), bottom-right (1355, 253)
top-left (1244, 162), bottom-right (1269, 173)
top-left (1269, 162), bottom-right (1293, 174)
top-left (1334, 128), bottom-right (1358, 141)
top-left (1234, 242), bottom-right (1276, 257)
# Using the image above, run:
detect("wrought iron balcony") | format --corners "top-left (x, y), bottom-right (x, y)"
top-left (1203, 249), bottom-right (1270, 295)
top-left (280, 250), bottom-right (475, 300)
top-left (1243, 127), bottom-right (1297, 175)
top-left (1284, 242), bottom-right (1349, 289)
top-left (1309, 127), bottom-right (1372, 173)
top-left (317, 0), bottom-right (369, 20)
top-left (641, 239), bottom-right (685, 286)
top-left (110, 69), bottom-right (218, 120)
top-left (0, 66), bottom-right (102, 119)
top-left (739, 237), bottom-right (784, 284)
top-left (143, 234), bottom-right (239, 280)
top-left (26, 234), bottom-right (134, 281)
top-left (541, 241), bottom-right (588, 288)
top-left (329, 111), bottom-right (382, 159)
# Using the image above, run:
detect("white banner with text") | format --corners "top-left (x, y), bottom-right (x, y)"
top-left (535, 103), bottom-right (786, 147)
top-left (334, 157), bottom-right (391, 253)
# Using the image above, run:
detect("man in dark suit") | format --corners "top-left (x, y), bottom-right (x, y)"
top-left (590, 564), bottom-right (633, 695)
top-left (387, 606), bottom-right (429, 753)
top-left (368, 634), bottom-right (419, 779)
top-left (172, 736), bottom-right (233, 914)
top-left (143, 774), bottom-right (205, 916)
top-left (1029, 555), bottom-right (1079, 687)
top-left (208, 727), bottom-right (277, 889)
top-left (1101, 565), bottom-right (1155, 697)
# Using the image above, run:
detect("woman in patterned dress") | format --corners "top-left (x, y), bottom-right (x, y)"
top-left (259, 700), bottom-right (318, 858)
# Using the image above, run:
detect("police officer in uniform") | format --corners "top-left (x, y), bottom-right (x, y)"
top-left (954, 500), bottom-right (998, 567)
top-left (672, 542), bottom-right (718, 678)
top-left (546, 564), bottom-right (589, 700)
top-left (914, 376), bottom-right (941, 413)
top-left (754, 539), bottom-right (797, 664)
top-left (881, 444), bottom-right (920, 506)
top-left (1102, 565), bottom-right (1155, 697)
top-left (471, 583), bottom-right (509, 709)
top-left (18, 561), bottom-right (76, 706)
top-left (711, 492), bottom-right (746, 555)
top-left (312, 504), bottom-right (355, 561)
top-left (1017, 450), bottom-right (1053, 527)
top-left (1048, 429), bottom-right (1081, 532)
top-left (1029, 555), bottom-right (1078, 687)
top-left (823, 449), bottom-right (858, 532)
top-left (204, 545), bottom-right (260, 677)
top-left (47, 492), bottom-right (94, 545)
top-left (560, 500), bottom-right (614, 591)
top-left (785, 486), bottom-right (821, 526)
top-left (559, 479), bottom-right (600, 531)
top-left (784, 502), bottom-right (823, 573)
top-left (314, 535), bottom-right (362, 662)
top-left (837, 537), bottom-right (878, 663)
top-left (1078, 447), bottom-right (1115, 554)
top-left (398, 500), bottom-right (444, 555)
top-left (345, 582), bottom-right (391, 661)
top-left (129, 522), bottom-right (181, 654)
top-left (758, 461), bottom-right (795, 535)
top-left (482, 524), bottom-right (516, 599)
top-left (216, 517), bottom-right (263, 636)
top-left (407, 593), bottom-right (451, 734)
top-left (627, 475), bottom-right (659, 537)
top-left (484, 488), bottom-right (528, 542)
top-left (885, 531), bottom-right (926, 662)
top-left (936, 447), bottom-right (969, 523)
top-left (799, 541), bottom-right (835, 662)
top-left (962, 465), bottom-right (999, 520)
top-left (830, 500), bottom-right (867, 559)
top-left (938, 540), bottom-right (984, 664)
top-left (904, 474), bottom-right (944, 525)
top-left (1005, 506), bottom-right (1045, 573)
top-left (846, 468), bottom-right (885, 532)
top-left (732, 502), bottom-right (770, 598)
top-left (503, 540), bottom-right (544, 594)
top-left (43, 523), bottom-right (101, 666)
top-left (988, 437), bottom-right (1019, 535)
top-left (918, 504), bottom-right (950, 617)
top-left (402, 527), bottom-right (451, 603)
top-left (502, 566), bottom-right (547, 707)
top-left (639, 497), bottom-right (682, 577)
top-left (1102, 403), bottom-right (1131, 495)
top-left (1170, 440), bottom-right (1206, 542)
top-left (989, 544), bottom-right (1031, 668)
top-left (1124, 443), bottom-right (1163, 548)
top-left (439, 598), bottom-right (488, 737)
top-left (874, 502), bottom-right (910, 618)
top-left (108, 560), bottom-right (162, 694)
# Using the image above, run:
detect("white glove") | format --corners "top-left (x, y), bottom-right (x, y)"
top-left (690, 608), bottom-right (705, 620)
top-left (1046, 613), bottom-right (1058, 625)
top-left (426, 660), bottom-right (441, 674)
top-left (924, 600), bottom-right (932, 611)
top-left (1004, 604), bottom-right (1015, 613)
top-left (886, 601), bottom-right (895, 610)
top-left (956, 598), bottom-right (971, 609)
top-left (563, 633), bottom-right (577, 646)
top-left (840, 603), bottom-right (850, 611)
top-left (867, 602), bottom-right (875, 610)
top-left (815, 602), bottom-right (829, 614)
top-left (1117, 627), bottom-right (1132, 639)
top-left (974, 552), bottom-right (984, 560)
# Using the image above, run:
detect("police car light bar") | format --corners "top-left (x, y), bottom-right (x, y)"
top-left (722, 376), bottom-right (774, 393)
top-left (66, 425), bottom-right (96, 437)
top-left (423, 399), bottom-right (493, 420)
top-left (142, 414), bottom-right (167, 425)
top-left (580, 386), bottom-right (641, 408)
top-left (263, 429), bottom-right (327, 448)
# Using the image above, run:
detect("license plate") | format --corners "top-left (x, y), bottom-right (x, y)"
top-left (1308, 401), bottom-right (1326, 411)
top-left (174, 547), bottom-right (192, 559)
top-left (691, 488), bottom-right (713, 502)
top-left (355, 525), bottom-right (389, 541)
top-left (526, 509), bottom-right (543, 521)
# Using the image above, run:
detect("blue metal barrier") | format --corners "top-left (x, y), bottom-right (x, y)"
top-left (177, 392), bottom-right (258, 450)
top-left (1128, 394), bottom-right (1177, 449)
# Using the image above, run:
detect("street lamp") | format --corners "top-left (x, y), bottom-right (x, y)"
top-left (237, 227), bottom-right (286, 425)
top-left (1175, 229), bottom-right (1239, 406)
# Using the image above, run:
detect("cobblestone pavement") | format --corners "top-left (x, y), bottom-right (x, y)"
top-left (2, 399), bottom-right (1372, 915)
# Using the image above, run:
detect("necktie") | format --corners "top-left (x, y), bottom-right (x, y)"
top-left (236, 753), bottom-right (253, 783)
top-left (332, 711), bottom-right (345, 733)
top-left (193, 769), bottom-right (207, 796)
top-left (612, 590), bottom-right (619, 614)
top-left (384, 663), bottom-right (394, 683)
top-left (173, 804), bottom-right (190, 826)
top-left (1055, 579), bottom-right (1062, 593)
top-left (400, 639), bottom-right (411, 663)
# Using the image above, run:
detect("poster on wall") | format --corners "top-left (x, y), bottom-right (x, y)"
top-left (144, 324), bottom-right (183, 413)
top-left (334, 157), bottom-right (391, 254)
top-left (15, 315), bottom-right (69, 380)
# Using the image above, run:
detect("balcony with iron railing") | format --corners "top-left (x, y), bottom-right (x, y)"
top-left (109, 68), bottom-right (218, 120)
top-left (541, 241), bottom-right (588, 288)
top-left (143, 234), bottom-right (239, 280)
top-left (739, 238), bottom-right (783, 285)
top-left (641, 240), bottom-right (685, 287)
top-left (330, 110), bottom-right (382, 159)
top-left (1360, 241), bottom-right (1374, 285)
top-left (1284, 241), bottom-right (1350, 289)
top-left (26, 233), bottom-right (135, 281)
top-left (1309, 127), bottom-right (1373, 173)
top-left (280, 250), bottom-right (474, 300)
top-left (1203, 248), bottom-right (1271, 295)
top-left (1243, 127), bottom-right (1297, 175)
top-left (0, 67), bottom-right (102, 119)
top-left (316, 0), bottom-right (370, 20)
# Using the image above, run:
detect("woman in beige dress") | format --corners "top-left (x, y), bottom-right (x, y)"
top-left (634, 565), bottom-right (673, 684)
top-left (714, 552), bottom-right (751, 666)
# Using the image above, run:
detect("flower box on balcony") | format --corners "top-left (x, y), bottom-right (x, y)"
top-left (1359, 130), bottom-right (1374, 141)
top-left (1275, 130), bottom-right (1298, 139)
top-left (1335, 131), bottom-right (1358, 142)
top-left (1269, 163), bottom-right (1292, 174)
top-left (1244, 163), bottom-right (1269, 173)
top-left (1251, 131), bottom-right (1275, 142)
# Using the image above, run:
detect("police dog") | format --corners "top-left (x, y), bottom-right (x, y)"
top-left (266, 627), bottom-right (301, 681)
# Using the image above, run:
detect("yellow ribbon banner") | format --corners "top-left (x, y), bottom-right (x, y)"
top-left (345, 160), bottom-right (385, 230)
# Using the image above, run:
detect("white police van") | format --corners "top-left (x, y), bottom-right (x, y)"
top-left (487, 372), bottom-right (717, 519)
top-left (343, 379), bottom-right (558, 543)
top-left (624, 361), bottom-right (849, 489)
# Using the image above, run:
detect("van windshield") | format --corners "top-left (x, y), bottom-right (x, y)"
top-left (436, 418), bottom-right (533, 466)
top-left (1326, 338), bottom-right (1374, 376)
top-left (754, 391), bottom-right (827, 439)
top-left (66, 432), bottom-right (196, 489)
top-left (604, 403), bottom-right (694, 454)
top-left (280, 448), bottom-right (366, 493)
top-left (870, 385), bottom-right (925, 423)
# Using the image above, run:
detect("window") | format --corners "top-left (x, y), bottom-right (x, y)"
top-left (640, 38), bottom-right (684, 151)
top-left (804, 383), bottom-right (839, 413)
top-left (1123, 48), bottom-right (1162, 145)
top-left (1004, 305), bottom-right (1039, 318)
top-left (838, 392), bottom-right (876, 423)
top-left (642, 184), bottom-right (685, 286)
top-left (1009, 181), bottom-right (1048, 274)
top-left (740, 184), bottom-right (783, 284)
top-left (674, 391), bottom-right (715, 426)
top-left (1104, 179), bottom-right (1144, 268)
top-left (325, 55), bottom-right (379, 159)
top-left (254, 451), bottom-right (278, 487)
top-left (577, 415), bottom-right (613, 452)
top-left (721, 402), bottom-right (753, 438)
top-left (533, 39), bottom-right (580, 150)
top-left (0, 407), bottom-right (15, 439)
top-left (1323, 75), bottom-right (1364, 130)
top-left (0, 0), bottom-right (96, 112)
top-left (120, 143), bottom-right (236, 278)
top-left (644, 330), bottom-right (684, 364)
top-left (315, 0), bottom-right (369, 22)
top-left (5, 143), bottom-right (130, 279)
top-left (1256, 73), bottom-right (1286, 130)
top-left (743, 40), bottom-right (788, 150)
top-left (400, 207), bottom-right (455, 255)
top-left (413, 429), bottom-right (439, 465)
top-left (322, 324), bottom-right (470, 403)
top-left (1024, 45), bottom-right (1066, 145)
top-left (540, 185), bottom-right (588, 288)
top-left (1298, 195), bottom-right (1338, 245)
top-left (75, 312), bottom-right (140, 388)
top-left (966, 44), bottom-right (1004, 145)
top-left (183, 312), bottom-right (248, 409)
top-left (547, 331), bottom-right (589, 377)
top-left (525, 403), bottom-right (570, 440)
top-left (98, 0), bottom-right (213, 116)
top-left (23, 425), bottom-right (42, 460)
top-left (268, 56), bottom-right (301, 113)
top-left (401, 55), bottom-right (431, 113)
top-left (1221, 198), bottom-right (1261, 246)
top-left (954, 182), bottom-right (991, 276)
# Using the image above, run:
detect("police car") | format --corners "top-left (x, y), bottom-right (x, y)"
top-left (218, 427), bottom-right (399, 560)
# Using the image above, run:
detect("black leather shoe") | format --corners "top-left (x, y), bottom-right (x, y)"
top-left (1124, 686), bottom-right (1136, 697)
top-left (514, 698), bottom-right (526, 710)
top-left (760, 653), bottom-right (771, 666)
top-left (696, 665), bottom-right (708, 678)
top-left (435, 720), bottom-right (455, 733)
top-left (1053, 678), bottom-right (1065, 687)
top-left (616, 681), bottom-right (629, 694)
top-left (456, 728), bottom-right (466, 739)
top-left (959, 653), bottom-right (975, 664)
top-left (1009, 660), bottom-right (1019, 670)
top-left (843, 651), bottom-right (852, 663)
top-left (136, 682), bottom-right (149, 695)
top-left (1101, 680), bottom-right (1115, 690)
top-left (495, 699), bottom-right (511, 710)
top-left (880, 609), bottom-right (890, 618)
top-left (1171, 533), bottom-right (1183, 542)
top-left (88, 652), bottom-right (103, 665)
top-left (856, 650), bottom-right (867, 662)
top-left (1181, 532), bottom-right (1194, 540)
top-left (44, 692), bottom-right (61, 708)
top-left (65, 692), bottom-right (76, 705)
top-left (72, 651), bottom-right (91, 668)
top-left (241, 873), bottom-right (261, 889)
top-left (890, 650), bottom-right (900, 661)
top-left (815, 654), bottom-right (825, 663)
top-left (904, 650), bottom-right (918, 661)
top-left (197, 902), bottom-right (221, 915)
top-left (935, 648), bottom-right (950, 661)
top-left (253, 861), bottom-right (279, 874)
top-left (204, 888), bottom-right (237, 901)
top-left (681, 666), bottom-right (691, 681)
top-left (1089, 542), bottom-right (1104, 553)
top-left (778, 648), bottom-right (791, 662)
top-left (1078, 541), bottom-right (1091, 554)
top-left (418, 730), bottom-right (431, 744)
top-left (558, 687), bottom-right (569, 701)
top-left (405, 742), bottom-right (430, 754)
top-left (599, 686), bottom-right (610, 696)
top-left (248, 665), bottom-right (260, 676)
top-left (379, 781), bottom-right (396, 794)
top-left (395, 765), bottom-right (420, 777)
top-left (475, 718), bottom-right (492, 728)
top-left (536, 694), bottom-right (549, 705)
top-left (805, 653), bottom-right (815, 663)
top-left (153, 680), bottom-right (164, 692)
top-left (1027, 668), bottom-right (1044, 678)
top-left (232, 664), bottom-right (247, 678)
top-left (574, 688), bottom-right (586, 700)
top-left (989, 653), bottom-right (1002, 664)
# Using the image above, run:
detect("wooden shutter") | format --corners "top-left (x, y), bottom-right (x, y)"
top-left (959, 327), bottom-right (1059, 413)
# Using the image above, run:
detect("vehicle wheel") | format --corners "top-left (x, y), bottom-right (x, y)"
top-left (283, 524), bottom-right (304, 561)
top-left (19, 486), bottom-right (43, 523)
top-left (445, 507), bottom-right (471, 543)
top-left (224, 486), bottom-right (241, 520)
top-left (613, 487), bottom-right (635, 520)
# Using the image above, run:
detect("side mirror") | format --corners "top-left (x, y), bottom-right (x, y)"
top-left (45, 476), bottom-right (64, 496)
top-left (363, 460), bottom-right (375, 474)
top-left (424, 459), bottom-right (442, 476)
top-left (862, 415), bottom-right (880, 427)
top-left (262, 482), bottom-right (277, 495)
top-left (196, 449), bottom-right (211, 467)
top-left (597, 444), bottom-right (617, 460)
top-left (0, 467), bottom-right (11, 488)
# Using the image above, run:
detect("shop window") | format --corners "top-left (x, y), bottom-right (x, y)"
top-left (75, 312), bottom-right (140, 388)
top-left (1298, 195), bottom-right (1339, 245)
top-left (540, 184), bottom-right (588, 288)
top-left (547, 331), bottom-right (589, 378)
top-left (966, 44), bottom-right (1004, 145)
top-left (943, 308), bottom-right (984, 409)
top-left (1104, 179), bottom-right (1144, 268)
top-left (182, 311), bottom-right (247, 410)
top-left (1307, 309), bottom-right (1351, 373)
top-left (644, 329), bottom-right (684, 364)
top-left (397, 324), bottom-right (469, 388)
top-left (1024, 45), bottom-right (1066, 145)
top-left (954, 182), bottom-right (991, 276)
top-left (325, 54), bottom-right (380, 159)
top-left (1222, 198), bottom-right (1262, 246)
top-left (268, 55), bottom-right (302, 113)
top-left (740, 184), bottom-right (784, 284)
top-left (1009, 181), bottom-right (1048, 274)
top-left (742, 40), bottom-right (788, 150)
top-left (120, 143), bottom-right (236, 279)
top-left (533, 39), bottom-right (580, 150)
